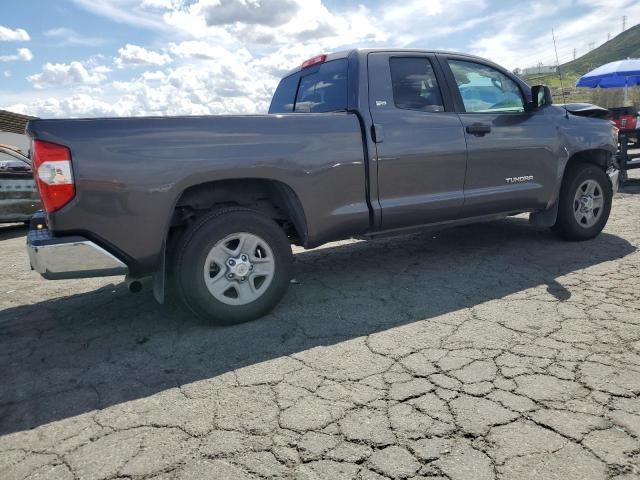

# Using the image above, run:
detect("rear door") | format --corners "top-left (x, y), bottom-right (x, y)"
top-left (368, 52), bottom-right (467, 230)
top-left (438, 55), bottom-right (560, 215)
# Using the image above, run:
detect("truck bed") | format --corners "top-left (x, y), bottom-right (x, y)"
top-left (27, 113), bottom-right (369, 273)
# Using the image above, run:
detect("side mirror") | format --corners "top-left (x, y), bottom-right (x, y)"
top-left (530, 85), bottom-right (553, 110)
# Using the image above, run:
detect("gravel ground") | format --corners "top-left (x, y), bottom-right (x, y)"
top-left (1, 181), bottom-right (640, 480)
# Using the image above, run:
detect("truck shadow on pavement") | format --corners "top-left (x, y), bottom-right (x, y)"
top-left (0, 224), bottom-right (28, 241)
top-left (0, 218), bottom-right (635, 434)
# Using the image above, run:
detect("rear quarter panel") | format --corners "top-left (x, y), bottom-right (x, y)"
top-left (27, 114), bottom-right (368, 273)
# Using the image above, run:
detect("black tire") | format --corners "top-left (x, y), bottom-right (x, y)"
top-left (551, 163), bottom-right (612, 241)
top-left (174, 207), bottom-right (293, 325)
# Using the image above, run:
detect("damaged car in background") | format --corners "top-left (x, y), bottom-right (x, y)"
top-left (0, 144), bottom-right (40, 224)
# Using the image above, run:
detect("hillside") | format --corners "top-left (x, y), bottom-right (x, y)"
top-left (521, 23), bottom-right (640, 105)
top-left (561, 23), bottom-right (640, 76)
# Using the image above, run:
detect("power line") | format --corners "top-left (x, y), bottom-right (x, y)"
top-left (551, 28), bottom-right (568, 108)
top-left (515, 49), bottom-right (577, 68)
top-left (515, 18), bottom-right (633, 71)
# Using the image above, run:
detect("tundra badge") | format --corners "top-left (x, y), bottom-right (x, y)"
top-left (505, 175), bottom-right (534, 184)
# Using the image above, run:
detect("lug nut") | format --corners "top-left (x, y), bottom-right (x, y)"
top-left (249, 265), bottom-right (254, 271)
top-left (227, 273), bottom-right (234, 279)
top-left (241, 254), bottom-right (248, 261)
top-left (228, 259), bottom-right (236, 266)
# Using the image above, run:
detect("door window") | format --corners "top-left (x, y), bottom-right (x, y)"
top-left (448, 60), bottom-right (524, 113)
top-left (389, 57), bottom-right (444, 113)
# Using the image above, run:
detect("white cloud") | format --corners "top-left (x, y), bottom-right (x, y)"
top-left (115, 43), bottom-right (172, 68)
top-left (6, 0), bottom-right (640, 119)
top-left (18, 48), bottom-right (32, 61)
top-left (28, 61), bottom-right (107, 89)
top-left (44, 27), bottom-right (106, 47)
top-left (11, 48), bottom-right (277, 118)
top-left (161, 0), bottom-right (387, 47)
top-left (66, 0), bottom-right (388, 52)
top-left (94, 65), bottom-right (113, 74)
top-left (0, 25), bottom-right (30, 41)
top-left (198, 0), bottom-right (300, 27)
top-left (377, 0), bottom-right (484, 47)
top-left (468, 0), bottom-right (640, 70)
top-left (5, 94), bottom-right (117, 118)
top-left (168, 40), bottom-right (247, 61)
top-left (0, 48), bottom-right (33, 62)
top-left (71, 0), bottom-right (169, 30)
top-left (141, 0), bottom-right (182, 8)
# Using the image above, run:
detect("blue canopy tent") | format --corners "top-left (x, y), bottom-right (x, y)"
top-left (576, 58), bottom-right (640, 105)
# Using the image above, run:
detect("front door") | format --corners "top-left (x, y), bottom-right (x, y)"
top-left (368, 52), bottom-right (468, 230)
top-left (439, 55), bottom-right (561, 216)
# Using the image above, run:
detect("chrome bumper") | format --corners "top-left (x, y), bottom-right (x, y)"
top-left (607, 166), bottom-right (620, 195)
top-left (27, 224), bottom-right (127, 280)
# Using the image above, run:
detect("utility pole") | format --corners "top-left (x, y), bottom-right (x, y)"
top-left (607, 32), bottom-right (611, 41)
top-left (573, 48), bottom-right (576, 60)
top-left (623, 15), bottom-right (627, 32)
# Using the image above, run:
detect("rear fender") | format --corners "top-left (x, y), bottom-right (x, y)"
top-left (152, 178), bottom-right (308, 304)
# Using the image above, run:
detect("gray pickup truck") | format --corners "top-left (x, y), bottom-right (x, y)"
top-left (26, 49), bottom-right (619, 324)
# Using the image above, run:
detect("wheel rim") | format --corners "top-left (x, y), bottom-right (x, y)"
top-left (203, 232), bottom-right (275, 306)
top-left (573, 179), bottom-right (604, 228)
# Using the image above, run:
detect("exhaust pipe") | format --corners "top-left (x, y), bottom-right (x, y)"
top-left (125, 275), bottom-right (150, 294)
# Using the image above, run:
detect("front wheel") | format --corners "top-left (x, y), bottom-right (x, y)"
top-left (551, 163), bottom-right (613, 241)
top-left (174, 207), bottom-right (293, 325)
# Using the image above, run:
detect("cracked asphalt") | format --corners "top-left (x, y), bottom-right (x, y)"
top-left (2, 180), bottom-right (640, 480)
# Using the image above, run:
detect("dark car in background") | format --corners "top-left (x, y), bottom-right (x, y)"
top-left (0, 145), bottom-right (40, 223)
top-left (608, 106), bottom-right (639, 145)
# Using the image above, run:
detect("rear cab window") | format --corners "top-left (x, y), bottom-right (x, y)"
top-left (269, 59), bottom-right (348, 114)
top-left (389, 57), bottom-right (444, 113)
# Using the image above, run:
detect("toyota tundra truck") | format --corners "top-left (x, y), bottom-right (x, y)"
top-left (26, 49), bottom-right (620, 324)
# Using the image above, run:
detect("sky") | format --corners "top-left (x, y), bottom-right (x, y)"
top-left (1, 0), bottom-right (639, 118)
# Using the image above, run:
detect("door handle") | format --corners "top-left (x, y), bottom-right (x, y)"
top-left (466, 123), bottom-right (491, 137)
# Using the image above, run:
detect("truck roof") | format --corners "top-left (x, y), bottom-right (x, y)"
top-left (283, 48), bottom-right (500, 77)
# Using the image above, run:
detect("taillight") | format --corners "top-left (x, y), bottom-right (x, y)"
top-left (619, 114), bottom-right (636, 130)
top-left (31, 140), bottom-right (75, 212)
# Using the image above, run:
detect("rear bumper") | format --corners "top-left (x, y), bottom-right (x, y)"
top-left (27, 214), bottom-right (128, 280)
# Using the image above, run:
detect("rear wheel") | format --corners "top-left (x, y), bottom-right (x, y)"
top-left (174, 207), bottom-right (293, 325)
top-left (551, 163), bottom-right (612, 241)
